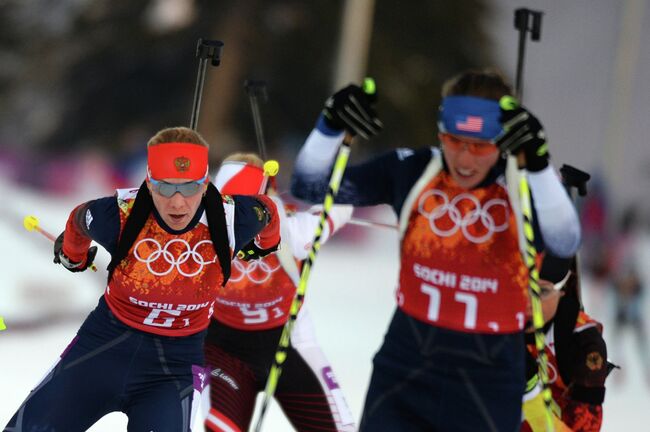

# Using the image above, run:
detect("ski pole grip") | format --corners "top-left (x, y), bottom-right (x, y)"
top-left (196, 39), bottom-right (224, 66)
top-left (244, 80), bottom-right (268, 101)
top-left (514, 8), bottom-right (543, 40)
top-left (560, 164), bottom-right (590, 197)
top-left (531, 12), bottom-right (543, 41)
top-left (515, 8), bottom-right (531, 32)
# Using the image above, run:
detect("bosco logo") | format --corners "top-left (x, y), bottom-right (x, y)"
top-left (417, 189), bottom-right (509, 243)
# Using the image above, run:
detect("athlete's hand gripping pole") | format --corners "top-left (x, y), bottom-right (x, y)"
top-left (511, 8), bottom-right (554, 432)
top-left (253, 78), bottom-right (378, 432)
top-left (23, 215), bottom-right (98, 272)
top-left (189, 39), bottom-right (224, 130)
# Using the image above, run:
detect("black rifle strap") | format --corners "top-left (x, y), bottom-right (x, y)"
top-left (107, 181), bottom-right (153, 282)
top-left (203, 182), bottom-right (231, 285)
top-left (107, 181), bottom-right (231, 286)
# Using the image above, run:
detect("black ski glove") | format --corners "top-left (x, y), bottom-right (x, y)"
top-left (322, 81), bottom-right (383, 139)
top-left (236, 239), bottom-right (279, 262)
top-left (497, 96), bottom-right (549, 172)
top-left (53, 232), bottom-right (98, 273)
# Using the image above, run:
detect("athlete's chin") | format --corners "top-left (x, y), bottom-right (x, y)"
top-left (450, 173), bottom-right (482, 190)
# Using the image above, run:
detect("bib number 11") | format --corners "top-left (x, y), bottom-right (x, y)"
top-left (420, 283), bottom-right (477, 329)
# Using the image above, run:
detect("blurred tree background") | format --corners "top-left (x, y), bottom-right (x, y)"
top-left (0, 0), bottom-right (496, 189)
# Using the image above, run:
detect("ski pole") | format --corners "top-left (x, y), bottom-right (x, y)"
top-left (555, 167), bottom-right (625, 391)
top-left (512, 8), bottom-right (554, 432)
top-left (190, 39), bottom-right (224, 131)
top-left (253, 78), bottom-right (377, 432)
top-left (560, 164), bottom-right (590, 201)
top-left (518, 176), bottom-right (555, 432)
top-left (244, 79), bottom-right (269, 161)
top-left (514, 8), bottom-right (543, 100)
top-left (244, 79), bottom-right (278, 194)
top-left (259, 160), bottom-right (280, 195)
top-left (348, 217), bottom-right (397, 230)
top-left (559, 164), bottom-right (590, 306)
top-left (23, 215), bottom-right (98, 272)
top-left (254, 137), bottom-right (352, 432)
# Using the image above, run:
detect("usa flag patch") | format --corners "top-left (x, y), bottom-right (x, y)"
top-left (456, 115), bottom-right (484, 133)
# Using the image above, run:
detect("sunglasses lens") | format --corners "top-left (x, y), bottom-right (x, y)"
top-left (178, 183), bottom-right (202, 197)
top-left (469, 142), bottom-right (498, 155)
top-left (152, 182), bottom-right (202, 197)
top-left (150, 177), bottom-right (205, 197)
top-left (442, 135), bottom-right (462, 151)
top-left (442, 134), bottom-right (497, 156)
top-left (153, 183), bottom-right (175, 198)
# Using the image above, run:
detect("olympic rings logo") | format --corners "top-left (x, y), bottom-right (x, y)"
top-left (417, 189), bottom-right (509, 243)
top-left (229, 257), bottom-right (281, 284)
top-left (133, 238), bottom-right (216, 277)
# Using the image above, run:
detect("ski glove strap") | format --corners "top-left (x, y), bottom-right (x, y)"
top-left (236, 240), bottom-right (279, 261)
top-left (53, 232), bottom-right (98, 273)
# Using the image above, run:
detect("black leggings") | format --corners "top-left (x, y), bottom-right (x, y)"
top-left (203, 318), bottom-right (353, 432)
top-left (360, 308), bottom-right (525, 432)
top-left (5, 296), bottom-right (205, 432)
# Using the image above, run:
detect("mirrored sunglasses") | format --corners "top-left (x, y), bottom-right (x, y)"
top-left (440, 133), bottom-right (498, 156)
top-left (149, 175), bottom-right (207, 198)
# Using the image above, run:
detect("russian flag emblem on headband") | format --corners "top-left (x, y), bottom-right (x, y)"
top-left (438, 96), bottom-right (503, 141)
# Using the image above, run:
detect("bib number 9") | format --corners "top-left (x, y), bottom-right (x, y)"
top-left (240, 305), bottom-right (284, 324)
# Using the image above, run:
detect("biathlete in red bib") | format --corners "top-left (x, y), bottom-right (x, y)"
top-left (290, 70), bottom-right (582, 431)
top-left (5, 127), bottom-right (280, 432)
top-left (203, 152), bottom-right (355, 432)
top-left (521, 253), bottom-right (609, 432)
